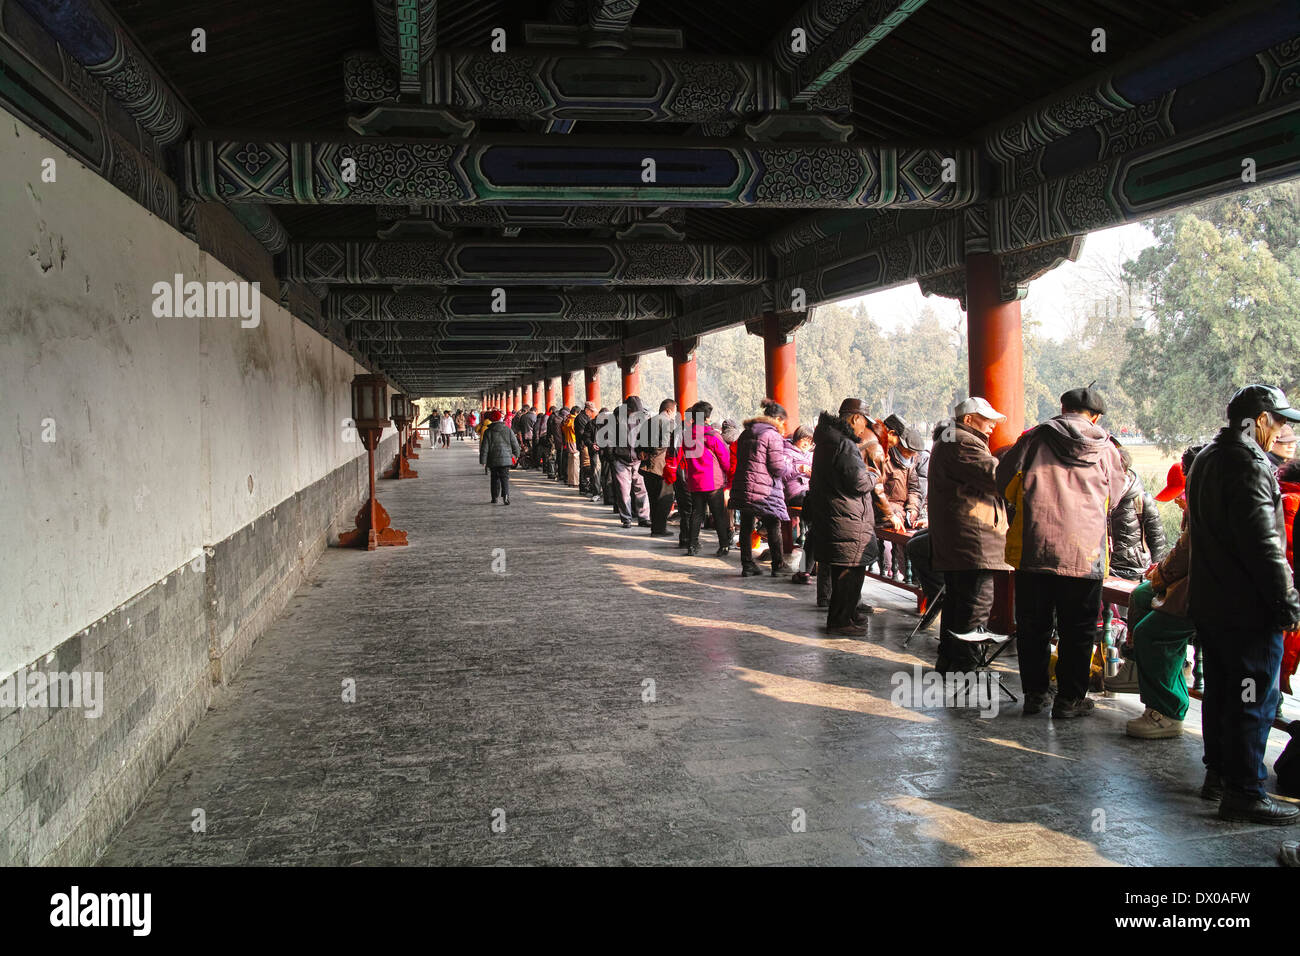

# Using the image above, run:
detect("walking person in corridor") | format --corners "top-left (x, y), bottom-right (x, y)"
top-left (480, 409), bottom-right (521, 505)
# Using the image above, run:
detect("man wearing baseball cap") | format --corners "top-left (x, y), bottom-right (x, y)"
top-left (929, 397), bottom-right (1013, 673)
top-left (1187, 384), bottom-right (1300, 823)
top-left (995, 385), bottom-right (1126, 718)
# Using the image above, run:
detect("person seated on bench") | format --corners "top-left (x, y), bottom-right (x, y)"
top-left (1124, 447), bottom-right (1202, 739)
top-left (928, 398), bottom-right (1011, 675)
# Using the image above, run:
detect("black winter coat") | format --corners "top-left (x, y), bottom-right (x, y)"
top-left (1108, 470), bottom-right (1168, 579)
top-left (804, 413), bottom-right (879, 567)
top-left (1188, 426), bottom-right (1300, 633)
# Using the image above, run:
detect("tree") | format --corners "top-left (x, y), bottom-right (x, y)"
top-left (1121, 182), bottom-right (1300, 451)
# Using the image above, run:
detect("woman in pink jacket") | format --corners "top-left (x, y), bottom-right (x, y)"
top-left (681, 401), bottom-right (733, 557)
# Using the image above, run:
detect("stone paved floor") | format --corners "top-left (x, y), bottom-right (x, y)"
top-left (99, 441), bottom-right (1298, 866)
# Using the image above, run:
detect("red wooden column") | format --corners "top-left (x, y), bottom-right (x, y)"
top-left (761, 313), bottom-right (799, 433)
top-left (966, 252), bottom-right (1024, 634)
top-left (525, 383), bottom-right (534, 408)
top-left (669, 338), bottom-right (698, 415)
top-left (619, 356), bottom-right (640, 399)
top-left (536, 379), bottom-right (545, 410)
top-left (585, 366), bottom-right (599, 404)
top-left (545, 377), bottom-right (556, 410)
top-left (561, 372), bottom-right (575, 408)
top-left (966, 252), bottom-right (1024, 452)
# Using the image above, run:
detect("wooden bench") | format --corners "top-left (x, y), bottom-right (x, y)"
top-left (866, 527), bottom-right (927, 613)
top-left (1102, 575), bottom-right (1292, 732)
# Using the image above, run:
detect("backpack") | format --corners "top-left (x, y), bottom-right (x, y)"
top-left (1275, 720), bottom-right (1300, 798)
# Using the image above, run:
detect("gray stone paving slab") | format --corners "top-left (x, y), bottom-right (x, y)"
top-left (97, 441), bottom-right (1299, 866)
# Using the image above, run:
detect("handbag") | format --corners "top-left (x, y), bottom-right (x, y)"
top-left (663, 448), bottom-right (680, 485)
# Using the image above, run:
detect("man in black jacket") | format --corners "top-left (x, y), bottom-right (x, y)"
top-left (805, 398), bottom-right (880, 637)
top-left (1188, 384), bottom-right (1300, 825)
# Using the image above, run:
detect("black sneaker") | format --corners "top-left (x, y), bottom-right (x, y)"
top-left (1201, 769), bottom-right (1224, 802)
top-left (741, 563), bottom-right (762, 577)
top-left (1051, 696), bottom-right (1095, 719)
top-left (685, 545), bottom-right (700, 557)
top-left (502, 496), bottom-right (510, 506)
top-left (1218, 793), bottom-right (1300, 825)
top-left (490, 499), bottom-right (497, 504)
top-left (1022, 691), bottom-right (1053, 716)
top-left (715, 546), bottom-right (731, 557)
top-left (620, 519), bottom-right (632, 528)
top-left (638, 520), bottom-right (652, 528)
top-left (791, 572), bottom-right (810, 585)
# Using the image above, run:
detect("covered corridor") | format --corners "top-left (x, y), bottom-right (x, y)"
top-left (6, 0), bottom-right (1300, 872)
top-left (99, 443), bottom-right (1287, 866)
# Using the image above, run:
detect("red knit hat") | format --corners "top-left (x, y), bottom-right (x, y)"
top-left (487, 409), bottom-right (503, 422)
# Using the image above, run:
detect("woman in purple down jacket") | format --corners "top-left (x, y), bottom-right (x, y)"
top-left (682, 400), bottom-right (732, 557)
top-left (731, 399), bottom-right (795, 577)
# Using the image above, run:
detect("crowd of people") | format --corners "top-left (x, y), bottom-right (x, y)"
top-left (461, 381), bottom-right (1300, 839)
top-left (419, 408), bottom-right (478, 448)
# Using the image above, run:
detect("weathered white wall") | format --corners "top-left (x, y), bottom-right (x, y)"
top-left (0, 107), bottom-right (390, 676)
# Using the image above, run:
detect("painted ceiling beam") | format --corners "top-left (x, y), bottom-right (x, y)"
top-left (372, 0), bottom-right (438, 95)
top-left (14, 0), bottom-right (185, 144)
top-left (362, 340), bottom-right (593, 356)
top-left (348, 319), bottom-right (624, 340)
top-left (326, 289), bottom-right (674, 323)
top-left (588, 0), bottom-right (641, 34)
top-left (15, 0), bottom-right (288, 254)
top-left (984, 0), bottom-right (1300, 163)
top-left (344, 49), bottom-right (799, 121)
top-left (768, 0), bottom-right (865, 76)
top-left (377, 204), bottom-right (684, 229)
top-left (789, 0), bottom-right (929, 105)
top-left (186, 137), bottom-right (976, 210)
top-left (283, 239), bottom-right (768, 286)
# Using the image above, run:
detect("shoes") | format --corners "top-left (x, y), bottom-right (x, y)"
top-left (685, 545), bottom-right (700, 557)
top-left (490, 498), bottom-right (497, 504)
top-left (826, 622), bottom-right (868, 637)
top-left (638, 520), bottom-right (652, 528)
top-left (1106, 660), bottom-right (1140, 695)
top-left (1281, 841), bottom-right (1300, 867)
top-left (772, 562), bottom-right (797, 576)
top-left (620, 519), bottom-right (632, 528)
top-left (855, 603), bottom-right (879, 617)
top-left (740, 562), bottom-right (763, 577)
top-left (1125, 707), bottom-right (1183, 739)
top-left (1201, 769), bottom-right (1224, 802)
top-left (712, 546), bottom-right (730, 557)
top-left (791, 572), bottom-right (810, 585)
top-left (1022, 691), bottom-right (1053, 716)
top-left (1051, 696), bottom-right (1095, 719)
top-left (649, 530), bottom-right (673, 538)
top-left (1218, 793), bottom-right (1300, 825)
top-left (503, 496), bottom-right (510, 505)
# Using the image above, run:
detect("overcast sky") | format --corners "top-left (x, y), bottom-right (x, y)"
top-left (836, 222), bottom-right (1157, 342)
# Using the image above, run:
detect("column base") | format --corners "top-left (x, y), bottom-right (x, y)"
top-left (338, 499), bottom-right (408, 549)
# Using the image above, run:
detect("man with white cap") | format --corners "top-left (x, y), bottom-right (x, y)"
top-left (928, 397), bottom-right (1012, 673)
